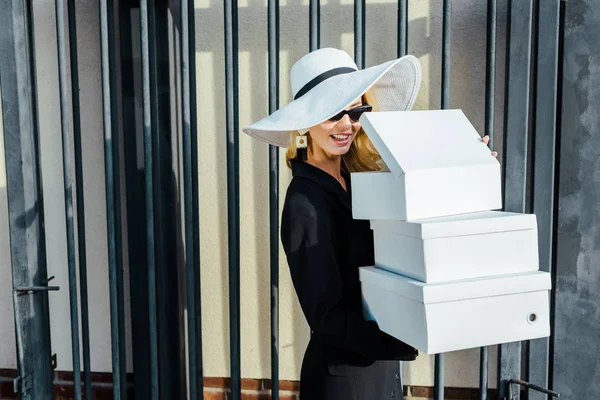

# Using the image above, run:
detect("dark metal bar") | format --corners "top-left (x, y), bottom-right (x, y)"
top-left (105, 0), bottom-right (129, 394)
top-left (268, 0), bottom-right (280, 396)
top-left (441, 0), bottom-right (452, 109)
top-left (434, 354), bottom-right (444, 400)
top-left (66, 0), bottom-right (93, 397)
top-left (498, 343), bottom-right (522, 400)
top-left (55, 1), bottom-right (82, 396)
top-left (397, 0), bottom-right (408, 57)
top-left (1, 0), bottom-right (54, 397)
top-left (479, 2), bottom-right (497, 398)
top-left (101, 0), bottom-right (128, 396)
top-left (549, 2), bottom-right (566, 394)
top-left (224, 0), bottom-right (241, 396)
top-left (144, 2), bottom-right (185, 394)
top-left (354, 0), bottom-right (366, 68)
top-left (14, 286), bottom-right (60, 293)
top-left (479, 347), bottom-right (488, 400)
top-left (309, 0), bottom-right (320, 51)
top-left (188, 0), bottom-right (205, 397)
top-left (151, 1), bottom-right (184, 395)
top-left (181, 0), bottom-right (202, 398)
top-left (144, 0), bottom-right (178, 394)
top-left (435, 2), bottom-right (452, 397)
top-left (485, 0), bottom-right (497, 148)
top-left (508, 379), bottom-right (560, 398)
top-left (119, 4), bottom-right (152, 399)
top-left (498, 0), bottom-right (533, 398)
top-left (99, 0), bottom-right (124, 397)
top-left (502, 0), bottom-right (533, 214)
top-left (528, 1), bottom-right (560, 399)
top-left (139, 0), bottom-right (160, 397)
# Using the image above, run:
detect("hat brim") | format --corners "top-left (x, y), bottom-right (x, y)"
top-left (243, 55), bottom-right (422, 148)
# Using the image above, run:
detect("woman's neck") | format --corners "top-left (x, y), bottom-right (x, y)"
top-left (306, 149), bottom-right (346, 189)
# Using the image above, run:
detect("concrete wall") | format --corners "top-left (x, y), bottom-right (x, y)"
top-left (553, 1), bottom-right (600, 398)
top-left (0, 0), bottom-right (508, 387)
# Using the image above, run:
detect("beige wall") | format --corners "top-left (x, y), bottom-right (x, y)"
top-left (1, 0), bottom-right (508, 388)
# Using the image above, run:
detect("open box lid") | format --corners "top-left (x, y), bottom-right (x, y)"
top-left (359, 267), bottom-right (551, 304)
top-left (358, 110), bottom-right (499, 178)
top-left (370, 211), bottom-right (537, 240)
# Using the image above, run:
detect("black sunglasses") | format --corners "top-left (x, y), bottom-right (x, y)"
top-left (328, 105), bottom-right (373, 122)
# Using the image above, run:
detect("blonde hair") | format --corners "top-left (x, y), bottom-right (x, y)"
top-left (285, 128), bottom-right (383, 173)
top-left (285, 98), bottom-right (383, 173)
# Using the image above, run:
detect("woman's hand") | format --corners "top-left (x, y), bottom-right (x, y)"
top-left (482, 135), bottom-right (498, 157)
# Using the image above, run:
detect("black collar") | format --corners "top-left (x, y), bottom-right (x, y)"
top-left (290, 159), bottom-right (352, 210)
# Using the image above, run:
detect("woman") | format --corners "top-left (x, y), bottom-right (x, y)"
top-left (243, 48), bottom-right (494, 399)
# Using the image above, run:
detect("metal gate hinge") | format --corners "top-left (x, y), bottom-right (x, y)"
top-left (52, 353), bottom-right (58, 370)
top-left (13, 373), bottom-right (32, 396)
top-left (506, 379), bottom-right (561, 399)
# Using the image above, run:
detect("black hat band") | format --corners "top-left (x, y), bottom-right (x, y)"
top-left (293, 67), bottom-right (358, 100)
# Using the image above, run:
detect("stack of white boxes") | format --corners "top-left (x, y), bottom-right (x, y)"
top-left (352, 110), bottom-right (551, 355)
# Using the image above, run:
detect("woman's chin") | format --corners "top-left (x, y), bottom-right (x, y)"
top-left (326, 144), bottom-right (352, 156)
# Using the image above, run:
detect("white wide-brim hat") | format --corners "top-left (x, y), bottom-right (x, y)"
top-left (243, 47), bottom-right (422, 148)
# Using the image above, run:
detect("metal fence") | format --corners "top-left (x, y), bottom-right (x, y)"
top-left (0, 0), bottom-right (564, 399)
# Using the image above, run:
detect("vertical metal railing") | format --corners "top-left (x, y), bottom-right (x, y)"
top-left (268, 0), bottom-right (281, 397)
top-left (434, 1), bottom-right (452, 398)
top-left (189, 2), bottom-right (205, 393)
top-left (109, 0), bottom-right (129, 393)
top-left (66, 0), bottom-right (93, 397)
top-left (485, 0), bottom-right (498, 152)
top-left (139, 0), bottom-right (160, 398)
top-left (181, 0), bottom-right (204, 397)
top-left (181, 0), bottom-right (197, 396)
top-left (99, 0), bottom-right (128, 397)
top-left (355, 0), bottom-right (366, 69)
top-left (152, 2), bottom-right (185, 393)
top-left (118, 4), bottom-right (154, 399)
top-left (396, 0), bottom-right (409, 392)
top-left (498, 0), bottom-right (534, 398)
top-left (310, 0), bottom-right (320, 51)
top-left (397, 0), bottom-right (408, 57)
top-left (440, 0), bottom-right (452, 111)
top-left (188, 0), bottom-right (205, 398)
top-left (224, 0), bottom-right (241, 397)
top-left (479, 0), bottom-right (497, 398)
top-left (1, 0), bottom-right (54, 397)
top-left (502, 1), bottom-right (533, 213)
top-left (54, 1), bottom-right (83, 398)
top-left (528, 1), bottom-right (560, 399)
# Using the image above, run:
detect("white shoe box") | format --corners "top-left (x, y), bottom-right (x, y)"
top-left (371, 211), bottom-right (539, 283)
top-left (359, 267), bottom-right (551, 354)
top-left (352, 110), bottom-right (502, 221)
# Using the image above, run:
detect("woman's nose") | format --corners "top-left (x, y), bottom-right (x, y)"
top-left (339, 113), bottom-right (353, 125)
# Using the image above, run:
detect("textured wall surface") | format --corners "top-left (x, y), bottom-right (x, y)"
top-left (553, 1), bottom-right (600, 398)
top-left (0, 0), bottom-right (509, 386)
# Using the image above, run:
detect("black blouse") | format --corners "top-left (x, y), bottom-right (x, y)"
top-left (281, 159), bottom-right (417, 366)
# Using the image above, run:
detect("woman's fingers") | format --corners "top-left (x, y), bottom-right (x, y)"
top-left (482, 135), bottom-right (497, 157)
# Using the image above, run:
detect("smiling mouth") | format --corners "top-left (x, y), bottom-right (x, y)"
top-left (330, 133), bottom-right (351, 145)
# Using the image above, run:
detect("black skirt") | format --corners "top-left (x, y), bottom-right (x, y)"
top-left (300, 340), bottom-right (403, 400)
